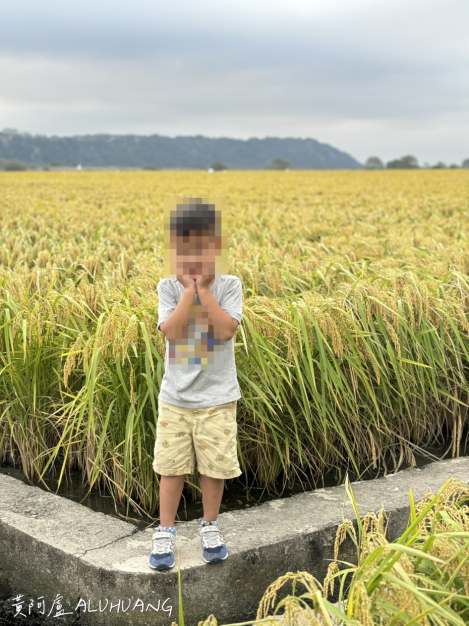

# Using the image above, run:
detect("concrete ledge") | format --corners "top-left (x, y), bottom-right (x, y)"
top-left (1, 457), bottom-right (469, 626)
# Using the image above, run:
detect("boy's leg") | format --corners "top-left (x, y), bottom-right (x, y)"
top-left (159, 474), bottom-right (186, 527)
top-left (194, 401), bottom-right (241, 563)
top-left (150, 400), bottom-right (196, 570)
top-left (201, 475), bottom-right (224, 522)
top-left (152, 399), bottom-right (196, 524)
top-left (150, 473), bottom-right (184, 571)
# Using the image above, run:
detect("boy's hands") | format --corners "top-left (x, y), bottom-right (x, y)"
top-left (167, 273), bottom-right (237, 342)
top-left (177, 275), bottom-right (197, 292)
top-left (177, 274), bottom-right (214, 293)
top-left (195, 275), bottom-right (215, 292)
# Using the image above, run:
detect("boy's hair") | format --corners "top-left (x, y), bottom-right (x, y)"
top-left (170, 198), bottom-right (221, 238)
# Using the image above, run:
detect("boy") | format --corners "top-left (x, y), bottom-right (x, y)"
top-left (149, 197), bottom-right (243, 571)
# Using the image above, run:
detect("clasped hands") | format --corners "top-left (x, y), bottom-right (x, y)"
top-left (177, 274), bottom-right (214, 293)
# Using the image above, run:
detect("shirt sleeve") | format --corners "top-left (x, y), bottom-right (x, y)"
top-left (219, 277), bottom-right (243, 324)
top-left (157, 280), bottom-right (178, 331)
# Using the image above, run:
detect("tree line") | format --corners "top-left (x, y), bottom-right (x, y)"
top-left (2, 154), bottom-right (468, 171)
top-left (365, 155), bottom-right (469, 169)
top-left (0, 157), bottom-right (294, 172)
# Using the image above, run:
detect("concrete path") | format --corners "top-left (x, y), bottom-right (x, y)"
top-left (1, 457), bottom-right (469, 626)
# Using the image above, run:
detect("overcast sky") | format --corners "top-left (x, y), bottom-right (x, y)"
top-left (1, 0), bottom-right (468, 165)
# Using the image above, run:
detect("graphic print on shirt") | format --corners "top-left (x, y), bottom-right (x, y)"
top-left (168, 304), bottom-right (225, 370)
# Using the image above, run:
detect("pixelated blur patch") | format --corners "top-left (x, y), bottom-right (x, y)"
top-left (163, 196), bottom-right (228, 278)
top-left (168, 304), bottom-right (225, 370)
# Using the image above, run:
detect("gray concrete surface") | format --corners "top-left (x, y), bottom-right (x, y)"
top-left (1, 457), bottom-right (469, 626)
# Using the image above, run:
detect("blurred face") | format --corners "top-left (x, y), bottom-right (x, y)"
top-left (170, 230), bottom-right (221, 279)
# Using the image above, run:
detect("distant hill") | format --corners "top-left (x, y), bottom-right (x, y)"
top-left (0, 130), bottom-right (363, 169)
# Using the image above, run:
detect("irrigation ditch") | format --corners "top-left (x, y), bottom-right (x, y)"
top-left (1, 428), bottom-right (469, 625)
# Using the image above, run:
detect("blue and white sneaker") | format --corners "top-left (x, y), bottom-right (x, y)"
top-left (149, 527), bottom-right (176, 571)
top-left (200, 520), bottom-right (228, 564)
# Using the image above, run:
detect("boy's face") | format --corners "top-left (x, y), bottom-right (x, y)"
top-left (163, 197), bottom-right (228, 279)
top-left (170, 230), bottom-right (221, 279)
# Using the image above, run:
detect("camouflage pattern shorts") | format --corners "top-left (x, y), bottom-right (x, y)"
top-left (153, 399), bottom-right (242, 479)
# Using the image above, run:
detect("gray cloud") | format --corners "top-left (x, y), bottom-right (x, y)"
top-left (1, 0), bottom-right (468, 164)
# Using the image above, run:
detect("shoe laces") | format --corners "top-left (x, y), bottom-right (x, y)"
top-left (201, 526), bottom-right (225, 549)
top-left (151, 531), bottom-right (175, 555)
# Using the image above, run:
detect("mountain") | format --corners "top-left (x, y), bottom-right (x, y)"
top-left (0, 130), bottom-right (363, 169)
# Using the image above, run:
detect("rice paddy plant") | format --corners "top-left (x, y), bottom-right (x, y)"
top-left (198, 476), bottom-right (469, 625)
top-left (0, 170), bottom-right (468, 515)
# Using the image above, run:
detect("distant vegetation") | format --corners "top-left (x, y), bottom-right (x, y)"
top-left (386, 154), bottom-right (419, 169)
top-left (364, 156), bottom-right (384, 169)
top-left (2, 135), bottom-right (468, 171)
top-left (270, 158), bottom-right (291, 170)
top-left (365, 154), bottom-right (469, 169)
top-left (210, 161), bottom-right (228, 171)
top-left (0, 130), bottom-right (361, 169)
top-left (0, 157), bottom-right (27, 171)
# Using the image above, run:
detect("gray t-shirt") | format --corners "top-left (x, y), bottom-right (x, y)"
top-left (157, 274), bottom-right (243, 408)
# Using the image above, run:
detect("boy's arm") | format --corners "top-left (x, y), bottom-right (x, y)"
top-left (197, 278), bottom-right (243, 341)
top-left (197, 288), bottom-right (238, 342)
top-left (159, 276), bottom-right (196, 339)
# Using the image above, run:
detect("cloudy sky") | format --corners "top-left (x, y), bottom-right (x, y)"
top-left (1, 0), bottom-right (468, 165)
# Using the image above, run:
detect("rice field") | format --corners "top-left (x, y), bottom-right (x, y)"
top-left (199, 476), bottom-right (469, 625)
top-left (0, 169), bottom-right (468, 517)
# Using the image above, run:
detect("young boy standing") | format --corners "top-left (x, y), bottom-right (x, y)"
top-left (149, 198), bottom-right (243, 571)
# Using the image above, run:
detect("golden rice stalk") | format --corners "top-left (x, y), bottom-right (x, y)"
top-left (63, 330), bottom-right (85, 388)
top-left (256, 571), bottom-right (323, 621)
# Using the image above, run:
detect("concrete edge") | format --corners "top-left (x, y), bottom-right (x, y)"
top-left (1, 457), bottom-right (469, 626)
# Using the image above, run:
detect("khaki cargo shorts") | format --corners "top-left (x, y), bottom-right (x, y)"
top-left (153, 399), bottom-right (242, 479)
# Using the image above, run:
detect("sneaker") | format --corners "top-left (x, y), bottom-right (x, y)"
top-left (200, 520), bottom-right (228, 564)
top-left (149, 527), bottom-right (176, 571)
